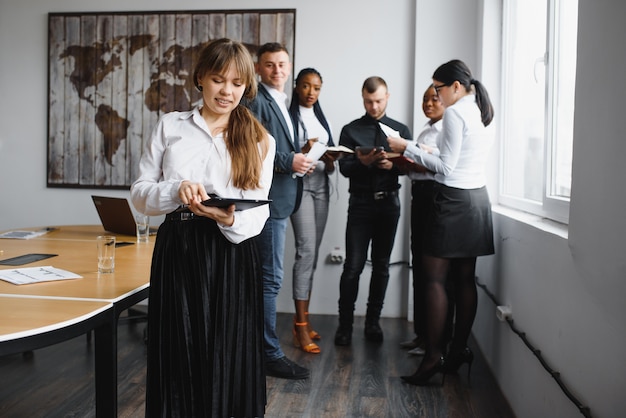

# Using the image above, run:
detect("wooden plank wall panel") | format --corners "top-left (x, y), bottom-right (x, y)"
top-left (174, 14), bottom-right (192, 114)
top-left (48, 15), bottom-right (65, 184)
top-left (259, 14), bottom-right (278, 46)
top-left (63, 16), bottom-right (81, 185)
top-left (47, 10), bottom-right (295, 189)
top-left (141, 13), bottom-right (160, 180)
top-left (159, 13), bottom-right (175, 116)
top-left (208, 13), bottom-right (226, 39)
top-left (191, 14), bottom-right (209, 109)
top-left (111, 15), bottom-right (129, 186)
top-left (226, 14), bottom-right (242, 41)
top-left (95, 15), bottom-right (113, 186)
top-left (127, 15), bottom-right (145, 185)
top-left (78, 15), bottom-right (96, 186)
top-left (278, 13), bottom-right (295, 58)
top-left (243, 13), bottom-right (260, 50)
top-left (62, 17), bottom-right (80, 185)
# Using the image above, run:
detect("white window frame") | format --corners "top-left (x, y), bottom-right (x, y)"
top-left (498, 0), bottom-right (576, 224)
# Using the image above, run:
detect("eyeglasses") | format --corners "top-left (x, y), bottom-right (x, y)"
top-left (433, 83), bottom-right (449, 95)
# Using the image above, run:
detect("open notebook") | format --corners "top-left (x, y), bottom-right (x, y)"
top-left (91, 195), bottom-right (158, 236)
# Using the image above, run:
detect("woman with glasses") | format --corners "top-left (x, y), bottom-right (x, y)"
top-left (390, 59), bottom-right (495, 386)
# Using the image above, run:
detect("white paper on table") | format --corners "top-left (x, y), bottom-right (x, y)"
top-left (294, 141), bottom-right (327, 177)
top-left (0, 266), bottom-right (83, 285)
top-left (0, 229), bottom-right (49, 240)
top-left (379, 122), bottom-right (400, 138)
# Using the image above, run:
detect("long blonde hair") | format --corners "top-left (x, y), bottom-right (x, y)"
top-left (193, 38), bottom-right (269, 190)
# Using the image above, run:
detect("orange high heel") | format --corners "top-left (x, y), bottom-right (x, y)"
top-left (293, 321), bottom-right (321, 354)
top-left (305, 312), bottom-right (321, 340)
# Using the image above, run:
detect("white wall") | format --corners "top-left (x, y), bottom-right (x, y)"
top-left (2, 1), bottom-right (625, 418)
top-left (472, 1), bottom-right (626, 418)
top-left (0, 0), bottom-right (419, 320)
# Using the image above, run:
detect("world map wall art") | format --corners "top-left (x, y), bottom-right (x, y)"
top-left (47, 9), bottom-right (296, 189)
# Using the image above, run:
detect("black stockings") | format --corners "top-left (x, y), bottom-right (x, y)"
top-left (419, 255), bottom-right (477, 369)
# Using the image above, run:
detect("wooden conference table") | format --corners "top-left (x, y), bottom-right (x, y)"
top-left (0, 225), bottom-right (154, 417)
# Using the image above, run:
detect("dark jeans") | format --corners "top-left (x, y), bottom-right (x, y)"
top-left (338, 192), bottom-right (401, 328)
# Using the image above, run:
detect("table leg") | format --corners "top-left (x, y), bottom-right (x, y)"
top-left (94, 310), bottom-right (117, 417)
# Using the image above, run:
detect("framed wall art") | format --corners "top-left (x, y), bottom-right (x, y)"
top-left (47, 9), bottom-right (296, 188)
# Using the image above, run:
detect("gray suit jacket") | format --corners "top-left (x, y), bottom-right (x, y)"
top-left (247, 84), bottom-right (302, 219)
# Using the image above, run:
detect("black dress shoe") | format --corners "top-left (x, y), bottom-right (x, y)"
top-left (444, 347), bottom-right (474, 382)
top-left (401, 356), bottom-right (446, 386)
top-left (364, 322), bottom-right (383, 342)
top-left (334, 326), bottom-right (352, 346)
top-left (265, 356), bottom-right (309, 380)
top-left (400, 336), bottom-right (423, 349)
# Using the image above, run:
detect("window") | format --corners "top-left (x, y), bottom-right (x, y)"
top-left (500, 0), bottom-right (578, 224)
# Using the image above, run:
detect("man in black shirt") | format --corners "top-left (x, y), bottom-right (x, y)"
top-left (335, 76), bottom-right (411, 345)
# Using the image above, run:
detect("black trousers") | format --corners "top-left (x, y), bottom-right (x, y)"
top-left (410, 180), bottom-right (434, 337)
top-left (338, 192), bottom-right (401, 328)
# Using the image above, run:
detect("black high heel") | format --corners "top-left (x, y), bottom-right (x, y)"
top-left (445, 347), bottom-right (474, 383)
top-left (401, 357), bottom-right (446, 386)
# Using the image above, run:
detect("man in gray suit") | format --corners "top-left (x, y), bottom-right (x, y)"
top-left (247, 42), bottom-right (312, 379)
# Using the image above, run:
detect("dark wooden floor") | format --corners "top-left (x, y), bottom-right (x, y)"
top-left (0, 312), bottom-right (515, 418)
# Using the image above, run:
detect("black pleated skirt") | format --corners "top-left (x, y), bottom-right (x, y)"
top-left (145, 216), bottom-right (265, 418)
top-left (423, 183), bottom-right (495, 258)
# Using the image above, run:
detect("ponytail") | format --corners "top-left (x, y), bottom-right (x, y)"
top-left (471, 79), bottom-right (494, 127)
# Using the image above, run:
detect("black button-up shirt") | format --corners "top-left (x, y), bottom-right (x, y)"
top-left (338, 114), bottom-right (412, 194)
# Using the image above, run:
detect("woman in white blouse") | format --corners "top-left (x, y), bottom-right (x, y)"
top-left (288, 68), bottom-right (336, 354)
top-left (390, 59), bottom-right (495, 386)
top-left (131, 38), bottom-right (275, 417)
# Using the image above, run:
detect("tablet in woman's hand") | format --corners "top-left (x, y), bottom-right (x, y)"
top-left (201, 196), bottom-right (271, 210)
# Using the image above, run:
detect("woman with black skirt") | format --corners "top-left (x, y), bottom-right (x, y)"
top-left (392, 59), bottom-right (495, 386)
top-left (131, 38), bottom-right (275, 417)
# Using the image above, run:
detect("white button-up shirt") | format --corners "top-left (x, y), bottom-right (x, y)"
top-left (404, 119), bottom-right (442, 181)
top-left (408, 95), bottom-right (493, 189)
top-left (130, 107), bottom-right (276, 243)
top-left (261, 82), bottom-right (295, 142)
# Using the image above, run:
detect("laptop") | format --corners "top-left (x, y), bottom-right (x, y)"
top-left (91, 195), bottom-right (158, 236)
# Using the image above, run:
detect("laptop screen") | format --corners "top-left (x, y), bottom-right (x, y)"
top-left (91, 195), bottom-right (155, 236)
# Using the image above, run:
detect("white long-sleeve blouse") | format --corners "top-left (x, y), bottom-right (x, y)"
top-left (404, 119), bottom-right (441, 181)
top-left (130, 107), bottom-right (276, 244)
top-left (408, 94), bottom-right (493, 189)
